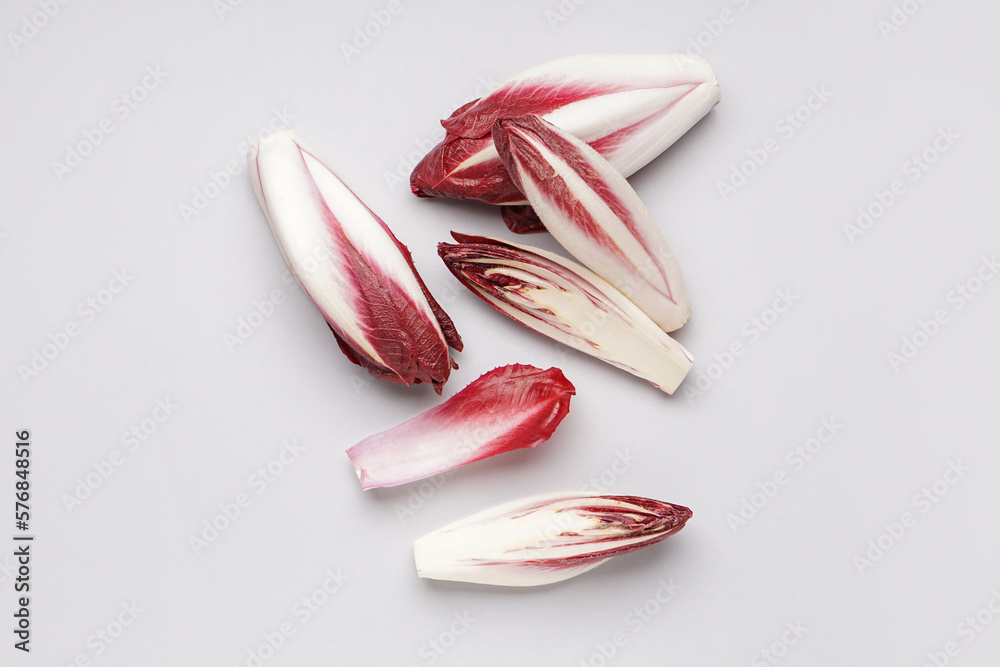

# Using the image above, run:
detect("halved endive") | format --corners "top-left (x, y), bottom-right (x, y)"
top-left (347, 364), bottom-right (575, 489)
top-left (494, 115), bottom-right (690, 332)
top-left (414, 493), bottom-right (692, 586)
top-left (438, 234), bottom-right (692, 394)
top-left (249, 130), bottom-right (462, 393)
top-left (410, 53), bottom-right (720, 231)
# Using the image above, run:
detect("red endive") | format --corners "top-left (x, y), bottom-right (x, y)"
top-left (414, 493), bottom-right (692, 586)
top-left (494, 115), bottom-right (690, 332)
top-left (347, 364), bottom-right (574, 489)
top-left (410, 53), bottom-right (720, 222)
top-left (500, 204), bottom-right (545, 234)
top-left (439, 234), bottom-right (693, 395)
top-left (248, 129), bottom-right (462, 393)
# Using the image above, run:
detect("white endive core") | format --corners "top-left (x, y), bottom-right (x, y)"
top-left (414, 492), bottom-right (675, 586)
top-left (479, 264), bottom-right (691, 393)
top-left (449, 238), bottom-right (692, 393)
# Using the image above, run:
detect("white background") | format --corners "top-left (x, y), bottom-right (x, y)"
top-left (3, 1), bottom-right (999, 665)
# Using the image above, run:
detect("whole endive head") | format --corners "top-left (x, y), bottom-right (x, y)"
top-left (410, 53), bottom-right (720, 208)
top-left (493, 114), bottom-right (691, 332)
top-left (414, 492), bottom-right (692, 586)
top-left (438, 233), bottom-right (693, 394)
top-left (248, 129), bottom-right (462, 393)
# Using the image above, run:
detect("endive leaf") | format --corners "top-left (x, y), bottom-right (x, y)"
top-left (347, 364), bottom-right (574, 490)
